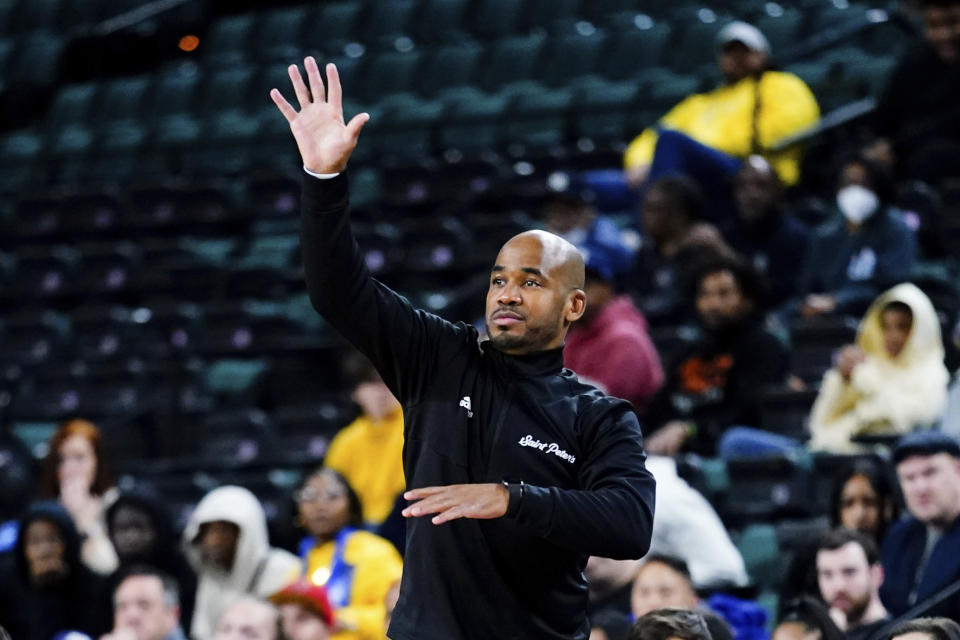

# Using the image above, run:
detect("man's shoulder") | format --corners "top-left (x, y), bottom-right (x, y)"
top-left (884, 516), bottom-right (926, 546)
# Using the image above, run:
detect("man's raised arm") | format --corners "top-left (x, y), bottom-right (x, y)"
top-left (271, 58), bottom-right (469, 402)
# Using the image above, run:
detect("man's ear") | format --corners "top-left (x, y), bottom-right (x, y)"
top-left (871, 563), bottom-right (884, 589)
top-left (565, 289), bottom-right (587, 322)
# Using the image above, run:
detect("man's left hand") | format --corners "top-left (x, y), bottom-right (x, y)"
top-left (402, 484), bottom-right (509, 525)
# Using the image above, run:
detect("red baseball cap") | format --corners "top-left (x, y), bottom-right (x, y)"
top-left (269, 580), bottom-right (336, 628)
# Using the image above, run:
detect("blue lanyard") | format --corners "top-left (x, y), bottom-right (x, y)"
top-left (324, 527), bottom-right (356, 608)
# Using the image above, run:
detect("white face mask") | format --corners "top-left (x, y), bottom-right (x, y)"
top-left (837, 185), bottom-right (879, 225)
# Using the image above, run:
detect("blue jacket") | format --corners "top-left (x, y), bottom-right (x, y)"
top-left (798, 208), bottom-right (916, 315)
top-left (880, 515), bottom-right (960, 618)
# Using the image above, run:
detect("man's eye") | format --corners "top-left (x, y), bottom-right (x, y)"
top-left (525, 280), bottom-right (541, 287)
top-left (492, 278), bottom-right (504, 285)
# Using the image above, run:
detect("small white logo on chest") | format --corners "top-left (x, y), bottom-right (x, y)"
top-left (459, 396), bottom-right (473, 418)
top-left (518, 434), bottom-right (576, 464)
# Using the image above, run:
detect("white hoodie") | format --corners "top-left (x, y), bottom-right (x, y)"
top-left (183, 485), bottom-right (302, 640)
top-left (809, 283), bottom-right (950, 453)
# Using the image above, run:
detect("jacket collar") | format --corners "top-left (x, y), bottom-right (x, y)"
top-left (481, 341), bottom-right (565, 378)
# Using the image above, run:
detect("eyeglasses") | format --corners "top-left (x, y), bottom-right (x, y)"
top-left (294, 487), bottom-right (347, 504)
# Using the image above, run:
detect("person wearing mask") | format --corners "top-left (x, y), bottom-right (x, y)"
top-left (0, 501), bottom-right (105, 639)
top-left (101, 567), bottom-right (187, 640)
top-left (809, 283), bottom-right (949, 453)
top-left (212, 598), bottom-right (280, 640)
top-left (623, 21), bottom-right (819, 190)
top-left (270, 581), bottom-right (335, 640)
top-left (815, 529), bottom-right (891, 640)
top-left (39, 418), bottom-right (119, 575)
top-left (565, 242), bottom-right (664, 412)
top-left (728, 155), bottom-right (811, 305)
top-left (881, 431), bottom-right (960, 617)
top-left (324, 351), bottom-right (405, 532)
top-left (798, 155), bottom-right (916, 319)
top-left (295, 468), bottom-right (402, 640)
top-left (183, 486), bottom-right (301, 640)
top-left (644, 257), bottom-right (790, 456)
top-left (102, 490), bottom-right (197, 632)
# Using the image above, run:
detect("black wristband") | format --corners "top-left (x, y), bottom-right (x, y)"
top-left (503, 480), bottom-right (524, 517)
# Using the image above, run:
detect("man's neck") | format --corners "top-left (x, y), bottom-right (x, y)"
top-left (851, 597), bottom-right (888, 628)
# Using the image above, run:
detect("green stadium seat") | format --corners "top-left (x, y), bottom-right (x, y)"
top-left (477, 33), bottom-right (547, 92)
top-left (540, 30), bottom-right (609, 87)
top-left (362, 0), bottom-right (419, 46)
top-left (202, 13), bottom-right (255, 68)
top-left (8, 32), bottom-right (64, 85)
top-left (504, 85), bottom-right (574, 149)
top-left (376, 93), bottom-right (444, 159)
top-left (359, 49), bottom-right (423, 101)
top-left (417, 42), bottom-right (483, 97)
top-left (518, 0), bottom-right (581, 32)
top-left (303, 2), bottom-right (362, 54)
top-left (736, 524), bottom-right (781, 589)
top-left (236, 235), bottom-right (299, 270)
top-left (471, 0), bottom-right (524, 40)
top-left (603, 21), bottom-right (673, 80)
top-left (204, 358), bottom-right (269, 395)
top-left (411, 0), bottom-right (471, 44)
top-left (671, 13), bottom-right (733, 73)
top-left (439, 88), bottom-right (510, 152)
top-left (255, 6), bottom-right (308, 63)
top-left (200, 67), bottom-right (256, 115)
top-left (349, 167), bottom-right (383, 210)
top-left (573, 78), bottom-right (642, 142)
top-left (98, 75), bottom-right (150, 122)
top-left (0, 130), bottom-right (43, 192)
top-left (580, 0), bottom-right (640, 25)
top-left (9, 0), bottom-right (61, 33)
top-left (755, 7), bottom-right (805, 55)
top-left (44, 82), bottom-right (98, 131)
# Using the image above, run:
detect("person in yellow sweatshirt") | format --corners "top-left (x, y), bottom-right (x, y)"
top-left (809, 283), bottom-right (950, 453)
top-left (623, 21), bottom-right (820, 190)
top-left (324, 352), bottom-right (405, 529)
top-left (295, 467), bottom-right (403, 640)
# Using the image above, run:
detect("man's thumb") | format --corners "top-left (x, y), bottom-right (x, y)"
top-left (346, 112), bottom-right (370, 141)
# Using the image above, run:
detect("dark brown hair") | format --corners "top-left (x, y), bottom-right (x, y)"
top-left (39, 418), bottom-right (114, 498)
top-left (628, 608), bottom-right (713, 640)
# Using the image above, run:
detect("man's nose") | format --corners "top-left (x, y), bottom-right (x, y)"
top-left (498, 285), bottom-right (521, 305)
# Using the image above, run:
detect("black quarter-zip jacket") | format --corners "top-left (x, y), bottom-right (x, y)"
top-left (301, 173), bottom-right (656, 640)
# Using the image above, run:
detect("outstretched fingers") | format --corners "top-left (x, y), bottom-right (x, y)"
top-left (326, 63), bottom-right (343, 116)
top-left (346, 112), bottom-right (370, 142)
top-left (288, 64), bottom-right (312, 109)
top-left (269, 88), bottom-right (297, 123)
top-left (305, 56), bottom-right (326, 104)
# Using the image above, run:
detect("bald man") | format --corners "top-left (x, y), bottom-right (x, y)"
top-left (272, 57), bottom-right (655, 640)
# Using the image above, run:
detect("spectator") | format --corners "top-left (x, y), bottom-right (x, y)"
top-left (623, 21), bottom-right (819, 189)
top-left (727, 155), bottom-right (811, 305)
top-left (816, 529), bottom-right (890, 640)
top-left (887, 617), bottom-right (960, 640)
top-left (809, 283), bottom-right (949, 453)
top-left (798, 155), bottom-right (916, 319)
top-left (881, 431), bottom-right (960, 618)
top-left (0, 501), bottom-right (105, 639)
top-left (627, 608), bottom-right (714, 640)
top-left (565, 241), bottom-right (664, 411)
top-left (102, 490), bottom-right (197, 632)
top-left (101, 566), bottom-right (187, 640)
top-left (782, 457), bottom-right (901, 608)
top-left (774, 597), bottom-right (845, 640)
top-left (586, 557), bottom-right (641, 640)
top-left (212, 598), bottom-right (279, 640)
top-left (295, 468), bottom-right (402, 640)
top-left (645, 455), bottom-right (748, 588)
top-left (183, 486), bottom-right (301, 640)
top-left (868, 0), bottom-right (960, 183)
top-left (269, 580), bottom-right (334, 640)
top-left (631, 555), bottom-right (700, 619)
top-left (324, 351), bottom-right (405, 530)
top-left (631, 176), bottom-right (734, 325)
top-left (39, 419), bottom-right (119, 575)
top-left (644, 257), bottom-right (790, 456)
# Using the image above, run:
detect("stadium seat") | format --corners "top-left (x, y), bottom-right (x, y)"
top-left (789, 315), bottom-right (858, 383)
top-left (439, 88), bottom-right (510, 153)
top-left (416, 42), bottom-right (483, 98)
top-left (202, 13), bottom-right (255, 68)
top-left (254, 6), bottom-right (308, 64)
top-left (670, 12), bottom-right (733, 74)
top-left (736, 524), bottom-right (781, 589)
top-left (503, 85), bottom-right (575, 150)
top-left (302, 2), bottom-right (363, 55)
top-left (359, 49), bottom-right (424, 101)
top-left (722, 453), bottom-right (817, 526)
top-left (580, 0), bottom-right (641, 25)
top-left (603, 19), bottom-right (673, 80)
top-left (518, 0), bottom-right (581, 32)
top-left (361, 0), bottom-right (420, 47)
top-left (6, 32), bottom-right (64, 86)
top-left (411, 0), bottom-right (471, 44)
top-left (757, 387), bottom-right (818, 442)
top-left (470, 0), bottom-right (525, 40)
top-left (540, 30), bottom-right (609, 87)
top-left (477, 33), bottom-right (548, 92)
top-left (755, 7), bottom-right (805, 55)
top-left (203, 358), bottom-right (269, 396)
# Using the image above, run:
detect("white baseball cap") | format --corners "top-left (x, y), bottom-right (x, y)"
top-left (716, 21), bottom-right (771, 56)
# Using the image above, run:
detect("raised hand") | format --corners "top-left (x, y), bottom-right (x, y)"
top-left (270, 57), bottom-right (369, 174)
top-left (402, 483), bottom-right (509, 525)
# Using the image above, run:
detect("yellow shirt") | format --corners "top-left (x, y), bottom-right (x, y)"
top-left (325, 407), bottom-right (405, 525)
top-left (623, 71), bottom-right (820, 185)
top-left (306, 530), bottom-right (404, 640)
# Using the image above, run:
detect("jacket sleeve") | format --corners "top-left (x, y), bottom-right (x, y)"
top-left (507, 400), bottom-right (656, 560)
top-left (850, 359), bottom-right (950, 432)
top-left (623, 96), bottom-right (699, 169)
top-left (300, 173), bottom-right (474, 405)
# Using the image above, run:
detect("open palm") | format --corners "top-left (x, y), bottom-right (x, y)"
top-left (270, 57), bottom-right (369, 174)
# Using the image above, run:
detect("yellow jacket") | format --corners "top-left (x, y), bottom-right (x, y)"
top-left (623, 71), bottom-right (820, 185)
top-left (325, 407), bottom-right (405, 525)
top-left (809, 283), bottom-right (950, 453)
top-left (306, 529), bottom-right (403, 640)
